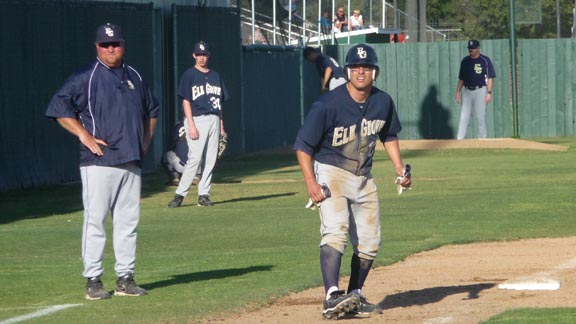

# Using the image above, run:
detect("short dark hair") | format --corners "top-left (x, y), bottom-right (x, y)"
top-left (303, 46), bottom-right (320, 58)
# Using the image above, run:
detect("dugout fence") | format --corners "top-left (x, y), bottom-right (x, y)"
top-left (1, 0), bottom-right (575, 191)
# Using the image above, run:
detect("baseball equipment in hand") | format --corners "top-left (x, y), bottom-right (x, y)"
top-left (217, 133), bottom-right (228, 159)
top-left (305, 183), bottom-right (332, 210)
top-left (395, 164), bottom-right (412, 195)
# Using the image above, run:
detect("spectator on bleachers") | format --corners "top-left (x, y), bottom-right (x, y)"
top-left (349, 9), bottom-right (364, 31)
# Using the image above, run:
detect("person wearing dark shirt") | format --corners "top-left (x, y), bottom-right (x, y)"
top-left (303, 47), bottom-right (346, 93)
top-left (45, 23), bottom-right (159, 300)
top-left (455, 39), bottom-right (496, 139)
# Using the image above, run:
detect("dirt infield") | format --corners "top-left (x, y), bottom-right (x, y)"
top-left (201, 139), bottom-right (572, 324)
top-left (395, 138), bottom-right (569, 152)
top-left (201, 237), bottom-right (576, 324)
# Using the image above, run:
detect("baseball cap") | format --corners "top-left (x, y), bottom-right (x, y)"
top-left (95, 23), bottom-right (125, 44)
top-left (193, 41), bottom-right (210, 55)
top-left (467, 39), bottom-right (480, 49)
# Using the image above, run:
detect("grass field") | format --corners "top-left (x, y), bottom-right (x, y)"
top-left (1, 137), bottom-right (575, 324)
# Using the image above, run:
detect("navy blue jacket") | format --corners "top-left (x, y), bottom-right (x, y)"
top-left (46, 59), bottom-right (160, 167)
top-left (294, 85), bottom-right (402, 176)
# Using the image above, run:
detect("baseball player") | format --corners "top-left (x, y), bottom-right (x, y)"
top-left (303, 46), bottom-right (346, 93)
top-left (161, 121), bottom-right (202, 186)
top-left (45, 23), bottom-right (159, 299)
top-left (455, 39), bottom-right (496, 140)
top-left (294, 44), bottom-right (411, 319)
top-left (168, 41), bottom-right (228, 208)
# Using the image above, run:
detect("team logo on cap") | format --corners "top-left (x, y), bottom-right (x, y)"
top-left (199, 44), bottom-right (206, 51)
top-left (105, 27), bottom-right (114, 37)
top-left (356, 47), bottom-right (367, 59)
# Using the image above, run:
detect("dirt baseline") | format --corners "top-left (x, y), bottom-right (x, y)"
top-left (202, 237), bottom-right (576, 324)
top-left (395, 138), bottom-right (568, 152)
top-left (201, 139), bottom-right (572, 324)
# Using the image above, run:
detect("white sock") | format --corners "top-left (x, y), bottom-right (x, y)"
top-left (326, 286), bottom-right (339, 300)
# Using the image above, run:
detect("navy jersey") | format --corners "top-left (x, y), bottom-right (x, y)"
top-left (46, 59), bottom-right (160, 167)
top-left (294, 85), bottom-right (402, 176)
top-left (177, 67), bottom-right (229, 116)
top-left (458, 54), bottom-right (496, 87)
top-left (316, 54), bottom-right (345, 80)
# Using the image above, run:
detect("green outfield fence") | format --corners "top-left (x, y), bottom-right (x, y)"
top-left (1, 0), bottom-right (575, 191)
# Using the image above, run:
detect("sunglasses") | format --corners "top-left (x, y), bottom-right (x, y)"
top-left (98, 42), bottom-right (123, 48)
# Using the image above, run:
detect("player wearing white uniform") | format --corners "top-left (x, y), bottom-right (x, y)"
top-left (294, 44), bottom-right (411, 319)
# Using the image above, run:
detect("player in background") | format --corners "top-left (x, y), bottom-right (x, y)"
top-left (168, 41), bottom-right (228, 208)
top-left (303, 46), bottom-right (346, 93)
top-left (161, 121), bottom-right (202, 186)
top-left (294, 44), bottom-right (411, 319)
top-left (455, 39), bottom-right (496, 140)
top-left (45, 23), bottom-right (159, 299)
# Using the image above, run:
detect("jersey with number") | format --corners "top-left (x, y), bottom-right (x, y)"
top-left (294, 85), bottom-right (402, 176)
top-left (316, 53), bottom-right (344, 80)
top-left (177, 67), bottom-right (229, 116)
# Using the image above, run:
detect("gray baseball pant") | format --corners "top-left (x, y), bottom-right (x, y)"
top-left (176, 114), bottom-right (220, 198)
top-left (315, 162), bottom-right (381, 261)
top-left (457, 87), bottom-right (487, 140)
top-left (163, 150), bottom-right (185, 174)
top-left (80, 162), bottom-right (141, 278)
top-left (329, 77), bottom-right (347, 90)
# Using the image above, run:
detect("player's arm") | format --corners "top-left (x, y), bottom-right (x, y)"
top-left (455, 79), bottom-right (463, 104)
top-left (182, 99), bottom-right (199, 140)
top-left (383, 137), bottom-right (411, 187)
top-left (322, 67), bottom-right (333, 92)
top-left (143, 117), bottom-right (157, 154)
top-left (485, 78), bottom-right (493, 104)
top-left (219, 110), bottom-right (226, 134)
top-left (296, 150), bottom-right (325, 204)
top-left (56, 117), bottom-right (107, 156)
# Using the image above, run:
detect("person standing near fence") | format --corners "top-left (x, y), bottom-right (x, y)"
top-left (168, 41), bottom-right (228, 208)
top-left (303, 46), bottom-right (346, 93)
top-left (45, 23), bottom-right (159, 300)
top-left (455, 39), bottom-right (496, 140)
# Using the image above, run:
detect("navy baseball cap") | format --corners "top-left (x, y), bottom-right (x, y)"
top-left (95, 23), bottom-right (124, 44)
top-left (467, 39), bottom-right (480, 49)
top-left (193, 41), bottom-right (210, 55)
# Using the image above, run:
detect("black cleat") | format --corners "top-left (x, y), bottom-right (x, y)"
top-left (322, 290), bottom-right (359, 320)
top-left (197, 195), bottom-right (213, 207)
top-left (349, 293), bottom-right (382, 316)
top-left (168, 194), bottom-right (184, 208)
top-left (115, 274), bottom-right (148, 297)
top-left (85, 276), bottom-right (111, 300)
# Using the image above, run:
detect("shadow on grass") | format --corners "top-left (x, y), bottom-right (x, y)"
top-left (217, 192), bottom-right (296, 205)
top-left (0, 152), bottom-right (299, 224)
top-left (379, 283), bottom-right (495, 309)
top-left (141, 265), bottom-right (274, 291)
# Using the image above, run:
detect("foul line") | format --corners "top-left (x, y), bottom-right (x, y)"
top-left (0, 304), bottom-right (82, 324)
